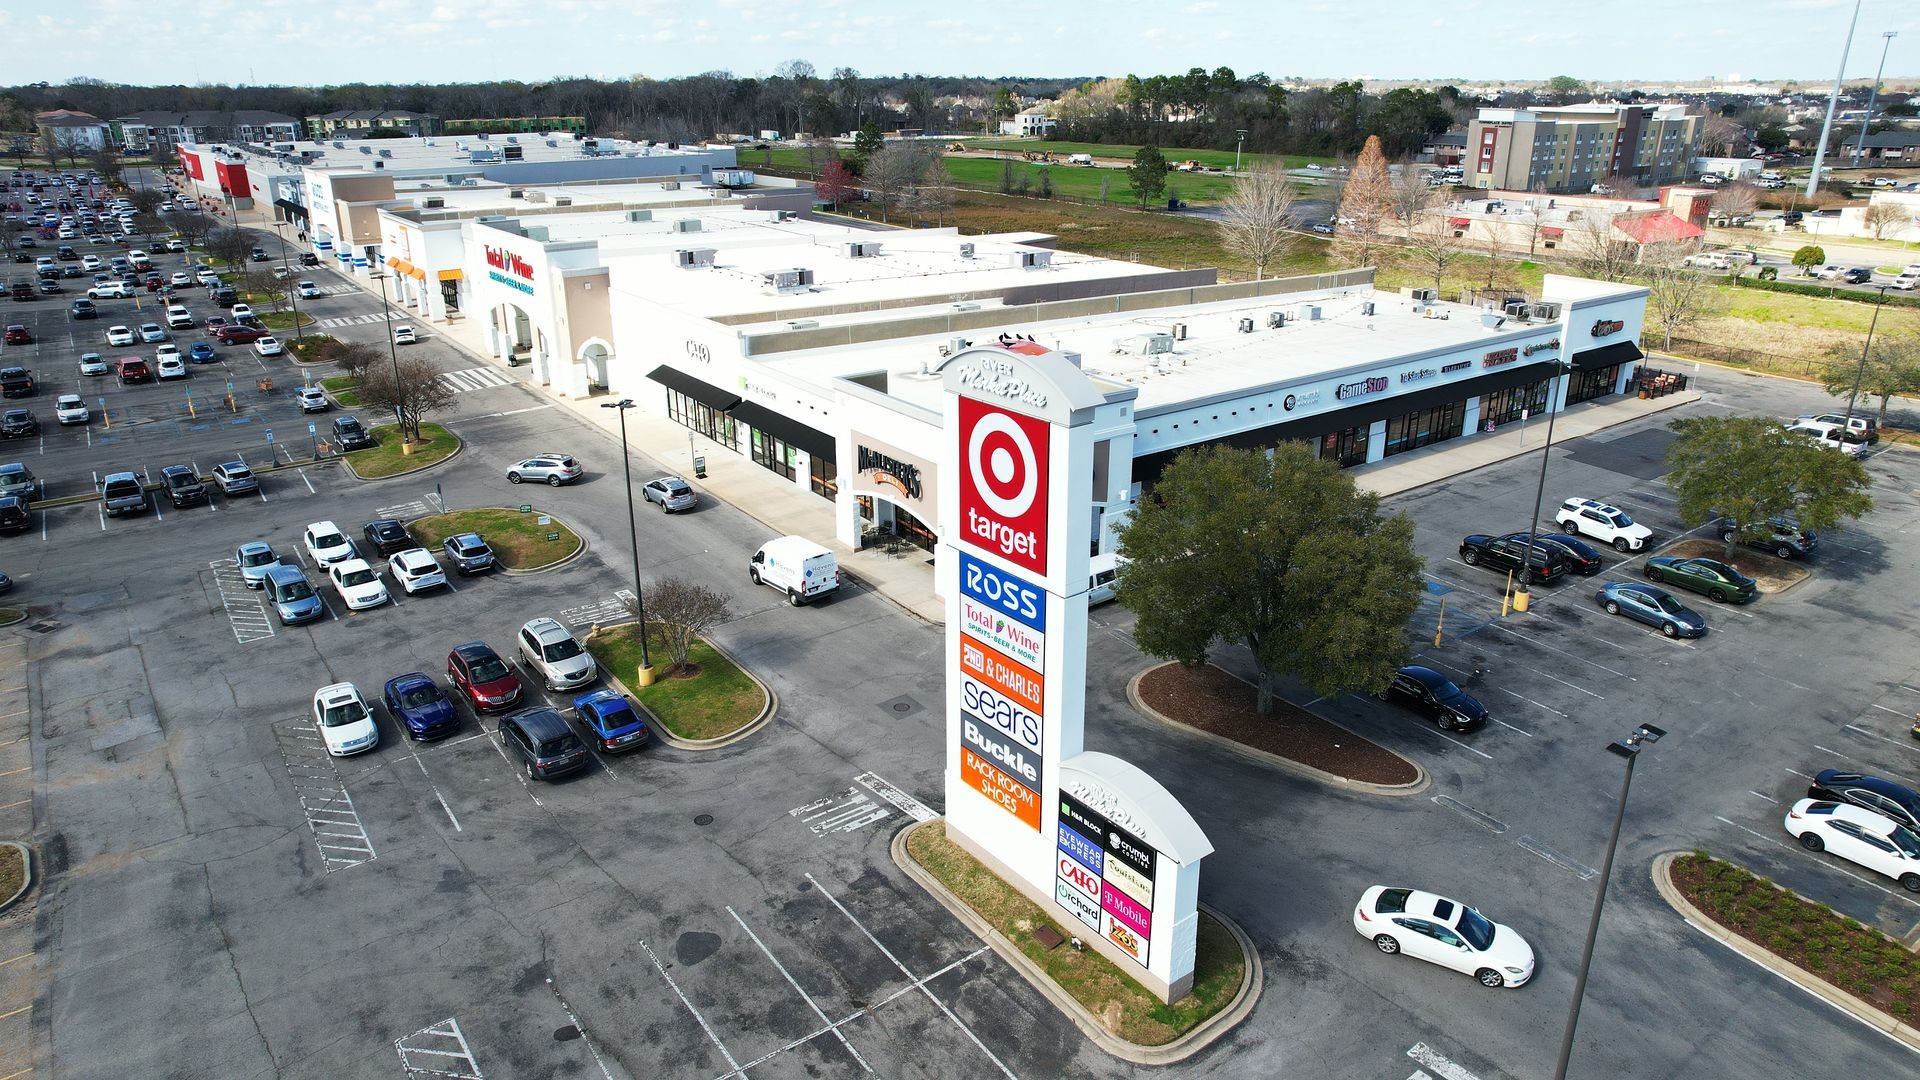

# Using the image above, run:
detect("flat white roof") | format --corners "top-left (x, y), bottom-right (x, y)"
top-left (755, 284), bottom-right (1588, 414)
top-left (386, 179), bottom-right (802, 217)
top-left (185, 132), bottom-right (704, 174)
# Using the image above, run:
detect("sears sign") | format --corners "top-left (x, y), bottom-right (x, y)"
top-left (958, 396), bottom-right (1050, 575)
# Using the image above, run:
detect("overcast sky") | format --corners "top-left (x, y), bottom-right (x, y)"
top-left (7, 0), bottom-right (1918, 88)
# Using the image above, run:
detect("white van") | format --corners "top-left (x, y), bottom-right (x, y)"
top-left (1087, 551), bottom-right (1126, 606)
top-left (749, 535), bottom-right (840, 605)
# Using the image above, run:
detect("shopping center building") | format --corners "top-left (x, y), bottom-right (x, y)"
top-left (321, 200), bottom-right (1650, 564)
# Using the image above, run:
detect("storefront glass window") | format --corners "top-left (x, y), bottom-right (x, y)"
top-left (1383, 400), bottom-right (1466, 457)
top-left (751, 428), bottom-right (796, 481)
top-left (1478, 378), bottom-right (1552, 427)
top-left (1321, 426), bottom-right (1370, 468)
top-left (665, 390), bottom-right (737, 451)
top-left (1565, 364), bottom-right (1624, 406)
top-left (808, 455), bottom-right (837, 501)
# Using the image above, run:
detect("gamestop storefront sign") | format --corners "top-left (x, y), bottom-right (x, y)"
top-left (484, 245), bottom-right (535, 296)
top-left (957, 396), bottom-right (1050, 576)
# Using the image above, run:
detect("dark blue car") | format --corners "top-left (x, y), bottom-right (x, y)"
top-left (187, 341), bottom-right (217, 363)
top-left (572, 689), bottom-right (650, 752)
top-left (384, 671), bottom-right (459, 740)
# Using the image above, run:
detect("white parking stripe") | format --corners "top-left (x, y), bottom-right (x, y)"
top-left (1406, 1042), bottom-right (1483, 1080)
top-left (728, 906), bottom-right (873, 1073)
top-left (1844, 724), bottom-right (1920, 757)
top-left (642, 939), bottom-right (742, 1077)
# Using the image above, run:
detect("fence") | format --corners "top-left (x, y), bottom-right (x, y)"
top-left (1662, 335), bottom-right (1833, 378)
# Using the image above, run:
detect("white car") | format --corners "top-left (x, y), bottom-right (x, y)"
top-left (1681, 253), bottom-right (1729, 270)
top-left (155, 355), bottom-right (187, 380)
top-left (55, 394), bottom-right (89, 425)
top-left (312, 683), bottom-right (379, 757)
top-left (1785, 799), bottom-right (1920, 892)
top-left (1352, 886), bottom-right (1536, 988)
top-left (196, 269), bottom-right (221, 286)
top-left (169, 272), bottom-right (192, 287)
top-left (78, 353), bottom-right (108, 377)
top-left (1554, 498), bottom-right (1653, 552)
top-left (516, 616), bottom-right (598, 691)
top-left (105, 324), bottom-right (135, 346)
top-left (165, 304), bottom-right (193, 328)
top-left (137, 322), bottom-right (169, 344)
top-left (81, 255), bottom-right (102, 271)
top-left (328, 559), bottom-right (390, 610)
top-left (254, 336), bottom-right (284, 357)
top-left (296, 280), bottom-right (320, 299)
top-left (154, 342), bottom-right (181, 362)
top-left (392, 325), bottom-right (417, 345)
top-left (303, 520), bottom-right (357, 567)
top-left (230, 303), bottom-right (254, 320)
top-left (1783, 420), bottom-right (1866, 457)
top-left (387, 548), bottom-right (448, 595)
top-left (1893, 274), bottom-right (1919, 291)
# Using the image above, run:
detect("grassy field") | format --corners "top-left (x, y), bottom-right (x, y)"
top-left (259, 310), bottom-right (313, 330)
top-left (907, 823), bottom-right (1244, 1044)
top-left (586, 625), bottom-right (764, 741)
top-left (346, 422), bottom-right (459, 479)
top-left (976, 138), bottom-right (1333, 171)
top-left (318, 375), bottom-right (364, 408)
top-left (405, 505), bottom-right (580, 570)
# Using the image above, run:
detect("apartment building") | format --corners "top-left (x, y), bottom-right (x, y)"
top-left (1466, 103), bottom-right (1699, 193)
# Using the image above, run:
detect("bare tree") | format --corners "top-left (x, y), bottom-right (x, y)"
top-left (237, 268), bottom-right (282, 310)
top-left (1862, 202), bottom-right (1909, 241)
top-left (864, 142), bottom-right (927, 224)
top-left (329, 340), bottom-right (383, 381)
top-left (910, 155), bottom-right (955, 227)
top-left (801, 136), bottom-right (840, 179)
top-left (1384, 163), bottom-right (1434, 234)
top-left (1333, 135), bottom-right (1391, 267)
top-left (86, 146), bottom-right (122, 183)
top-left (1819, 321), bottom-right (1920, 422)
top-left (355, 352), bottom-right (455, 443)
top-left (1215, 163), bottom-right (1302, 279)
top-left (1597, 171), bottom-right (1644, 199)
top-left (1572, 212), bottom-right (1639, 282)
top-left (1713, 180), bottom-right (1760, 220)
top-left (205, 226), bottom-right (252, 270)
top-left (168, 210), bottom-right (216, 253)
top-left (1404, 208), bottom-right (1466, 296)
top-left (644, 578), bottom-right (733, 672)
top-left (1642, 242), bottom-right (1719, 351)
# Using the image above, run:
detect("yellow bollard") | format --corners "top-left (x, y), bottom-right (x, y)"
top-left (101, 406), bottom-right (110, 430)
top-left (187, 396), bottom-right (196, 419)
top-left (1432, 596), bottom-right (1447, 647)
top-left (634, 664), bottom-right (656, 688)
top-left (1512, 584), bottom-right (1531, 614)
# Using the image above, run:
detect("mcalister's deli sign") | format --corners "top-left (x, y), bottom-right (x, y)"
top-left (485, 245), bottom-right (535, 295)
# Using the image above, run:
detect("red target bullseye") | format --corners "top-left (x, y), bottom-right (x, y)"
top-left (958, 397), bottom-right (1049, 574)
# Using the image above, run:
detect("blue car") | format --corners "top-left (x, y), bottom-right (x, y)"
top-left (187, 341), bottom-right (217, 363)
top-left (572, 689), bottom-right (650, 753)
top-left (1595, 581), bottom-right (1706, 638)
top-left (384, 671), bottom-right (459, 740)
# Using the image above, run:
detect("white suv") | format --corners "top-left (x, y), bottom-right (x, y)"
top-left (1554, 498), bottom-right (1653, 552)
top-left (516, 617), bottom-right (598, 691)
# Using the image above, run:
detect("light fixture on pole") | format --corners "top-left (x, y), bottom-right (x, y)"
top-left (1844, 284), bottom-right (1890, 429)
top-left (1851, 32), bottom-right (1898, 168)
top-left (601, 399), bottom-right (655, 685)
top-left (1234, 129), bottom-right (1248, 173)
top-left (1553, 723), bottom-right (1666, 1080)
top-left (1512, 359), bottom-right (1572, 614)
top-left (272, 220), bottom-right (304, 341)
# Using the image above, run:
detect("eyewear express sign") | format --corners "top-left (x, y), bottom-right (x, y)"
top-left (1057, 791), bottom-right (1157, 968)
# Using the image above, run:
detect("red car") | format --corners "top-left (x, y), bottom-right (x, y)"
top-left (446, 641), bottom-right (523, 712)
top-left (213, 324), bottom-right (271, 345)
top-left (2, 325), bottom-right (29, 344)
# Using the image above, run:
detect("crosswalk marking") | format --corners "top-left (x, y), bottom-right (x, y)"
top-left (437, 367), bottom-right (512, 394)
top-left (1406, 1043), bottom-right (1483, 1080)
top-left (397, 1017), bottom-right (484, 1079)
top-left (314, 313), bottom-right (395, 329)
top-left (376, 499), bottom-right (430, 521)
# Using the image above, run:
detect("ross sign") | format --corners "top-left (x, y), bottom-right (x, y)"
top-left (1334, 376), bottom-right (1388, 400)
top-left (1523, 337), bottom-right (1562, 356)
top-left (957, 396), bottom-right (1050, 575)
top-left (1441, 360), bottom-right (1472, 374)
top-left (1482, 347), bottom-right (1519, 369)
top-left (484, 245), bottom-right (535, 295)
top-left (1590, 319), bottom-right (1624, 338)
top-left (958, 552), bottom-right (1045, 631)
top-left (1399, 367), bottom-right (1438, 384)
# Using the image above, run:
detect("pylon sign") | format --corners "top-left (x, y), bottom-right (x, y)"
top-left (940, 344), bottom-right (1211, 1003)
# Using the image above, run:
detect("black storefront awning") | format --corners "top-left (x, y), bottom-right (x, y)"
top-left (273, 198), bottom-right (308, 223)
top-left (729, 400), bottom-right (836, 460)
top-left (1571, 340), bottom-right (1644, 371)
top-left (1132, 361), bottom-right (1561, 487)
top-left (647, 364), bottom-right (741, 412)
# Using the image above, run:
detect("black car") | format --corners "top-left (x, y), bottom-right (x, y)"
top-left (1842, 267), bottom-right (1872, 284)
top-left (70, 299), bottom-right (95, 319)
top-left (159, 464), bottom-right (208, 507)
top-left (1381, 665), bottom-right (1488, 732)
top-left (0, 409), bottom-right (37, 439)
top-left (331, 415), bottom-right (374, 451)
top-left (1716, 515), bottom-right (1816, 560)
top-left (499, 707), bottom-right (591, 782)
top-left (36, 279), bottom-right (61, 295)
top-left (0, 495), bottom-right (29, 535)
top-left (299, 252), bottom-right (321, 266)
top-left (1459, 533), bottom-right (1568, 584)
top-left (1502, 531), bottom-right (1603, 575)
top-left (362, 518), bottom-right (412, 556)
top-left (1808, 770), bottom-right (1920, 834)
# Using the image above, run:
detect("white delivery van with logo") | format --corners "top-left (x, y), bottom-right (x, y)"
top-left (749, 535), bottom-right (840, 605)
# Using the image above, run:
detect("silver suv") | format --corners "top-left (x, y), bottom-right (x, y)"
top-left (641, 475), bottom-right (696, 512)
top-left (506, 455), bottom-right (581, 486)
top-left (516, 617), bottom-right (598, 691)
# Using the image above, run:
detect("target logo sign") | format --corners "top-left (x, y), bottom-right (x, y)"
top-left (958, 396), bottom-right (1050, 574)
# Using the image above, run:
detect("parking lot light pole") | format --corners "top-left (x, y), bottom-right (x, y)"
top-left (1553, 723), bottom-right (1665, 1080)
top-left (272, 220), bottom-right (303, 341)
top-left (1512, 359), bottom-right (1572, 614)
top-left (1844, 285), bottom-right (1889, 429)
top-left (369, 269), bottom-right (404, 436)
top-left (601, 399), bottom-right (654, 684)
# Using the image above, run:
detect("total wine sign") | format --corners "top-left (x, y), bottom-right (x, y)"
top-left (484, 245), bottom-right (535, 296)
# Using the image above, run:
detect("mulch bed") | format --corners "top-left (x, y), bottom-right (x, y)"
top-left (1658, 539), bottom-right (1809, 594)
top-left (1137, 663), bottom-right (1418, 786)
top-left (1670, 852), bottom-right (1920, 1019)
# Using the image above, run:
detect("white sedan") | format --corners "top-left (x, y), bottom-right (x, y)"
top-left (254, 336), bottom-right (284, 357)
top-left (328, 559), bottom-right (390, 610)
top-left (387, 547), bottom-right (448, 595)
top-left (392, 325), bottom-right (417, 345)
top-left (55, 394), bottom-right (89, 425)
top-left (1352, 886), bottom-right (1535, 988)
top-left (230, 303), bottom-right (254, 320)
top-left (312, 682), bottom-right (379, 757)
top-left (1786, 799), bottom-right (1920, 892)
top-left (105, 324), bottom-right (135, 346)
top-left (296, 280), bottom-right (320, 299)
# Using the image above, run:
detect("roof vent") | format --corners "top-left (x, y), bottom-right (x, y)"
top-left (626, 209), bottom-right (653, 222)
top-left (952, 302), bottom-right (981, 312)
top-left (1238, 317), bottom-right (1256, 334)
top-left (671, 218), bottom-right (702, 233)
top-left (509, 189), bottom-right (524, 199)
top-left (958, 242), bottom-right (975, 258)
top-left (660, 181), bottom-right (680, 191)
top-left (672, 248), bottom-right (716, 268)
top-left (786, 319), bottom-right (819, 330)
top-left (1266, 311), bottom-right (1285, 329)
top-left (1297, 304), bottom-right (1321, 321)
top-left (1115, 333), bottom-right (1175, 356)
top-left (378, 148), bottom-right (392, 158)
top-left (1017, 250), bottom-right (1052, 269)
top-left (1480, 312), bottom-right (1507, 329)
top-left (1528, 301), bottom-right (1562, 320)
top-left (359, 145), bottom-right (373, 154)
top-left (1406, 287), bottom-right (1438, 302)
top-left (373, 160), bottom-right (385, 169)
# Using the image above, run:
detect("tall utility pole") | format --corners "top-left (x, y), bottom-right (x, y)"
top-left (1851, 31), bottom-right (1899, 167)
top-left (1807, 0), bottom-right (1863, 198)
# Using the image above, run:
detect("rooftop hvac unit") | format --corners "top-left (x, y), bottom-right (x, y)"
top-left (546, 139), bottom-right (558, 148)
top-left (1362, 301), bottom-right (1376, 316)
top-left (333, 140), bottom-right (346, 149)
top-left (1238, 317), bottom-right (1256, 334)
top-left (1407, 287), bottom-right (1438, 302)
top-left (1528, 301), bottom-right (1563, 321)
top-left (1172, 322), bottom-right (1187, 340)
top-left (476, 132), bottom-right (489, 140)
top-left (509, 189), bottom-right (525, 199)
top-left (1504, 300), bottom-right (1530, 320)
top-left (502, 145), bottom-right (523, 160)
top-left (506, 136), bottom-right (518, 144)
top-left (626, 209), bottom-right (653, 222)
top-left (373, 160), bottom-right (385, 169)
top-left (671, 218), bottom-right (701, 233)
top-left (958, 242), bottom-right (975, 258)
top-left (672, 248), bottom-right (716, 268)
top-left (711, 168), bottom-right (755, 187)
top-left (660, 181), bottom-right (680, 190)
top-left (1266, 311), bottom-right (1284, 329)
top-left (378, 148), bottom-right (392, 158)
top-left (359, 145), bottom-right (373, 154)
top-left (941, 335), bottom-right (972, 356)
top-left (761, 268), bottom-right (815, 294)
top-left (786, 319), bottom-right (819, 330)
top-left (423, 197), bottom-right (444, 209)
top-left (1018, 250), bottom-right (1052, 269)
top-left (553, 197), bottom-right (571, 207)
top-left (952, 302), bottom-right (981, 312)
top-left (1116, 333), bottom-right (1175, 356)
top-left (844, 241), bottom-right (882, 258)
top-left (524, 191), bottom-right (547, 203)
top-left (1296, 304), bottom-right (1322, 321)
top-left (769, 209), bottom-right (796, 222)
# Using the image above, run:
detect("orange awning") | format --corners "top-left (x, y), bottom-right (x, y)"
top-left (405, 263), bottom-right (426, 280)
top-left (387, 257), bottom-right (415, 277)
top-left (437, 268), bottom-right (463, 281)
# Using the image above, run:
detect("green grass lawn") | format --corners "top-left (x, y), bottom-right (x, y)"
top-left (586, 625), bottom-right (765, 741)
top-left (982, 139), bottom-right (1332, 171)
top-left (942, 156), bottom-right (1240, 206)
top-left (318, 375), bottom-right (364, 408)
top-left (908, 823), bottom-right (1245, 1045)
top-left (259, 310), bottom-right (313, 329)
top-left (405, 504), bottom-right (579, 570)
top-left (346, 422), bottom-right (460, 479)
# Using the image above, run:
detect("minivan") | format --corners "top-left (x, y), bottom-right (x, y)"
top-left (749, 535), bottom-right (840, 606)
top-left (265, 563), bottom-right (325, 625)
top-left (498, 707), bottom-right (590, 782)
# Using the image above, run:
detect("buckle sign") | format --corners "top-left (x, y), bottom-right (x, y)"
top-left (958, 396), bottom-right (1049, 574)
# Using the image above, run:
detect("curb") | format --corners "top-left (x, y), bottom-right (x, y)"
top-left (891, 818), bottom-right (1261, 1065)
top-left (592, 625), bottom-right (775, 751)
top-left (342, 430), bottom-right (464, 482)
top-left (1126, 666), bottom-right (1430, 797)
top-left (0, 841), bottom-right (33, 914)
top-left (403, 507), bottom-right (584, 575)
top-left (1651, 851), bottom-right (1920, 1053)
